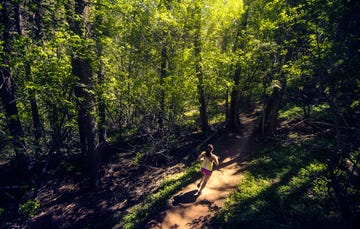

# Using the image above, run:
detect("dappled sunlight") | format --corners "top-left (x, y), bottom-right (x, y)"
top-left (148, 117), bottom-right (257, 228)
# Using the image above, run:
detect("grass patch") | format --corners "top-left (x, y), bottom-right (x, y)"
top-left (213, 139), bottom-right (340, 228)
top-left (209, 113), bottom-right (225, 125)
top-left (310, 104), bottom-right (331, 119)
top-left (118, 163), bottom-right (201, 229)
top-left (279, 104), bottom-right (332, 120)
top-left (184, 109), bottom-right (200, 118)
top-left (279, 105), bottom-right (303, 120)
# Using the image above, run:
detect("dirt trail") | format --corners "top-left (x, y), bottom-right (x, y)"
top-left (147, 114), bottom-right (259, 229)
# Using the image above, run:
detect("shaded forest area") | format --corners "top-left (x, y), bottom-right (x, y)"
top-left (1, 0), bottom-right (359, 228)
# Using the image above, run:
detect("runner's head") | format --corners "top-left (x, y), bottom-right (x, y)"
top-left (205, 144), bottom-right (214, 157)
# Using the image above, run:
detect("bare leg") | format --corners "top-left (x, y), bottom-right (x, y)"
top-left (197, 175), bottom-right (210, 195)
top-left (197, 176), bottom-right (204, 188)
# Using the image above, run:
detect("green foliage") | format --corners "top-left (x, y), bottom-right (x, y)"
top-left (18, 199), bottom-right (40, 218)
top-left (132, 151), bottom-right (145, 165)
top-left (278, 105), bottom-right (303, 120)
top-left (310, 104), bottom-right (331, 119)
top-left (1, 0), bottom-right (359, 225)
top-left (214, 139), bottom-right (339, 228)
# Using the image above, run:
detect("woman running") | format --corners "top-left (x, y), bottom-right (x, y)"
top-left (196, 144), bottom-right (219, 195)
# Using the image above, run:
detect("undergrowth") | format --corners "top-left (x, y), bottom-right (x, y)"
top-left (212, 139), bottom-right (342, 228)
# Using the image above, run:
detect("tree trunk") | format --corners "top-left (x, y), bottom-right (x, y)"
top-left (225, 87), bottom-right (229, 124)
top-left (194, 24), bottom-right (209, 132)
top-left (27, 66), bottom-right (42, 156)
top-left (226, 66), bottom-right (241, 131)
top-left (96, 47), bottom-right (106, 144)
top-left (97, 60), bottom-right (107, 143)
top-left (0, 1), bottom-right (29, 179)
top-left (71, 0), bottom-right (100, 188)
top-left (159, 43), bottom-right (167, 130)
top-left (263, 80), bottom-right (285, 136)
top-left (73, 58), bottom-right (100, 188)
top-left (94, 1), bottom-right (107, 143)
top-left (29, 0), bottom-right (44, 156)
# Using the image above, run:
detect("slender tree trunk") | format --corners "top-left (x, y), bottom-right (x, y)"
top-left (71, 0), bottom-right (100, 188)
top-left (225, 10), bottom-right (245, 132)
top-left (96, 46), bottom-right (106, 143)
top-left (159, 43), bottom-right (167, 130)
top-left (225, 87), bottom-right (229, 124)
top-left (29, 0), bottom-right (44, 156)
top-left (27, 65), bottom-right (42, 156)
top-left (226, 66), bottom-right (241, 131)
top-left (194, 24), bottom-right (209, 132)
top-left (94, 1), bottom-right (107, 143)
top-left (97, 59), bottom-right (107, 143)
top-left (34, 0), bottom-right (43, 39)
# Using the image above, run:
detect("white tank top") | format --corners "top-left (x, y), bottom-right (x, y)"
top-left (202, 156), bottom-right (213, 171)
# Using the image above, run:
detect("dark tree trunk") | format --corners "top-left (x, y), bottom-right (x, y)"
top-left (73, 58), bottom-right (100, 188)
top-left (94, 2), bottom-right (107, 143)
top-left (261, 44), bottom-right (292, 137)
top-left (27, 65), bottom-right (42, 156)
top-left (159, 43), bottom-right (167, 130)
top-left (0, 68), bottom-right (28, 171)
top-left (225, 10), bottom-right (246, 132)
top-left (225, 87), bottom-right (229, 124)
top-left (29, 0), bottom-right (44, 155)
top-left (96, 48), bottom-right (106, 143)
top-left (97, 59), bottom-right (107, 143)
top-left (263, 80), bottom-right (285, 136)
top-left (194, 25), bottom-right (209, 132)
top-left (226, 66), bottom-right (241, 131)
top-left (71, 0), bottom-right (100, 188)
top-left (34, 0), bottom-right (43, 39)
top-left (0, 1), bottom-right (30, 179)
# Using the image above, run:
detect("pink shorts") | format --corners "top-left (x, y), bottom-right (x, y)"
top-left (201, 167), bottom-right (212, 177)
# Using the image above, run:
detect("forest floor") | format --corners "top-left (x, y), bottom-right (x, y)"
top-left (145, 112), bottom-right (261, 228)
top-left (0, 111), bottom-right (261, 228)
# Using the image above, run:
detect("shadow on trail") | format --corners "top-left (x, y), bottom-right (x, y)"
top-left (217, 154), bottom-right (249, 170)
top-left (172, 189), bottom-right (199, 206)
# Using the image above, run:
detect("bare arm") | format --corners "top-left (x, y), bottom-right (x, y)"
top-left (197, 151), bottom-right (205, 162)
top-left (212, 154), bottom-right (219, 166)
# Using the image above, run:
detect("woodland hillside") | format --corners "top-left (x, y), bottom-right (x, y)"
top-left (0, 0), bottom-right (359, 228)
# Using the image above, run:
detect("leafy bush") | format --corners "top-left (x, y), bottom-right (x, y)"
top-left (19, 199), bottom-right (40, 218)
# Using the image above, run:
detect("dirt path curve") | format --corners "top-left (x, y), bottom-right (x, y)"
top-left (147, 114), bottom-right (259, 229)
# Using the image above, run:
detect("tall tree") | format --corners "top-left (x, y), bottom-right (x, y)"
top-left (193, 1), bottom-right (209, 132)
top-left (0, 0), bottom-right (30, 179)
top-left (69, 0), bottom-right (100, 188)
top-left (30, 0), bottom-right (44, 154)
top-left (93, 0), bottom-right (107, 143)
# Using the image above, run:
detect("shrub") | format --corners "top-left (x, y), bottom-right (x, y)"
top-left (19, 199), bottom-right (40, 218)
